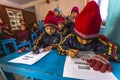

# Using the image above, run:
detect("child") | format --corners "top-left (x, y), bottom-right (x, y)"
top-left (33, 11), bottom-right (61, 53)
top-left (53, 7), bottom-right (61, 18)
top-left (0, 22), bottom-right (13, 39)
top-left (65, 6), bottom-right (79, 33)
top-left (57, 16), bottom-right (70, 40)
top-left (17, 24), bottom-right (29, 44)
top-left (31, 22), bottom-right (41, 35)
top-left (17, 23), bottom-right (30, 53)
top-left (20, 20), bottom-right (30, 32)
top-left (70, 6), bottom-right (79, 23)
top-left (0, 22), bottom-right (15, 53)
top-left (58, 1), bottom-right (119, 73)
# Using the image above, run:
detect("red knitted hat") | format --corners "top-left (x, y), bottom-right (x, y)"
top-left (44, 10), bottom-right (58, 29)
top-left (74, 1), bottom-right (102, 39)
top-left (71, 6), bottom-right (79, 14)
top-left (57, 16), bottom-right (65, 24)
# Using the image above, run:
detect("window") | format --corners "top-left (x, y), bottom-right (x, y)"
top-left (90, 0), bottom-right (109, 21)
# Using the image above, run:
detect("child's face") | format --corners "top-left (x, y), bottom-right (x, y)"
top-left (20, 25), bottom-right (26, 30)
top-left (33, 23), bottom-right (38, 28)
top-left (71, 11), bottom-right (78, 19)
top-left (20, 21), bottom-right (26, 25)
top-left (58, 23), bottom-right (64, 31)
top-left (54, 11), bottom-right (59, 16)
top-left (76, 36), bottom-right (93, 45)
top-left (45, 26), bottom-right (56, 35)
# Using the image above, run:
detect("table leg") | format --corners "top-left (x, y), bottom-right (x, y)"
top-left (0, 67), bottom-right (15, 80)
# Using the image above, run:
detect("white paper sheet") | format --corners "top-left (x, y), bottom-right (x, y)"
top-left (9, 51), bottom-right (50, 65)
top-left (63, 51), bottom-right (118, 80)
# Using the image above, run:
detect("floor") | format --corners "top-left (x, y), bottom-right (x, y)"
top-left (0, 55), bottom-right (25, 80)
top-left (0, 74), bottom-right (24, 80)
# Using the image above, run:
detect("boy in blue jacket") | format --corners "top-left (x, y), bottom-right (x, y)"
top-left (33, 11), bottom-right (61, 53)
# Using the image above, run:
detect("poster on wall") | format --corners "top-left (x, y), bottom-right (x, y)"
top-left (6, 8), bottom-right (24, 30)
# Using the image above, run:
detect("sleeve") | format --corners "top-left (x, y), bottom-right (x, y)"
top-left (95, 37), bottom-right (118, 60)
top-left (31, 27), bottom-right (34, 33)
top-left (58, 33), bottom-right (62, 44)
top-left (57, 34), bottom-right (74, 55)
top-left (3, 29), bottom-right (13, 36)
top-left (17, 31), bottom-right (21, 40)
top-left (33, 32), bottom-right (45, 47)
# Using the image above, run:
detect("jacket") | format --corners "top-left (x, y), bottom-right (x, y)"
top-left (37, 31), bottom-right (61, 48)
top-left (58, 34), bottom-right (118, 60)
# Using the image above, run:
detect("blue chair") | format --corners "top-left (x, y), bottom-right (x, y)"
top-left (0, 44), bottom-right (3, 55)
top-left (31, 33), bottom-right (38, 43)
top-left (38, 21), bottom-right (45, 32)
top-left (0, 39), bottom-right (18, 55)
top-left (17, 41), bottom-right (32, 51)
top-left (0, 39), bottom-right (32, 55)
top-left (0, 49), bottom-right (3, 55)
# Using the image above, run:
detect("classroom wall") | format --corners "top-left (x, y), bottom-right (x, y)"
top-left (0, 0), bottom-right (23, 9)
top-left (35, 0), bottom-right (85, 20)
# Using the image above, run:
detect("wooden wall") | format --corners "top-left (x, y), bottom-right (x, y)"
top-left (0, 4), bottom-right (37, 38)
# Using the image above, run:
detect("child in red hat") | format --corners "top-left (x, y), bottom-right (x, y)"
top-left (65, 6), bottom-right (79, 34)
top-left (58, 1), bottom-right (119, 73)
top-left (70, 6), bottom-right (79, 21)
top-left (57, 16), bottom-right (70, 40)
top-left (33, 11), bottom-right (61, 53)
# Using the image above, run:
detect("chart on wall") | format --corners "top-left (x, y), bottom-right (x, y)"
top-left (6, 8), bottom-right (24, 30)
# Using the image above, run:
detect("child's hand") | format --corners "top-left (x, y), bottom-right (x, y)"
top-left (32, 44), bottom-right (40, 54)
top-left (68, 49), bottom-right (79, 58)
top-left (43, 46), bottom-right (52, 52)
top-left (87, 54), bottom-right (112, 73)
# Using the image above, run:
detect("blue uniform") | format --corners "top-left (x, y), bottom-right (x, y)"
top-left (58, 34), bottom-right (118, 60)
top-left (37, 31), bottom-right (61, 48)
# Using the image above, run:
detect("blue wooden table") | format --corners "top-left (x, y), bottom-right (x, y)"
top-left (0, 50), bottom-right (120, 80)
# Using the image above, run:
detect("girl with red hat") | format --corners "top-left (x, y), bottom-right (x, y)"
top-left (65, 6), bottom-right (80, 34)
top-left (58, 1), bottom-right (119, 73)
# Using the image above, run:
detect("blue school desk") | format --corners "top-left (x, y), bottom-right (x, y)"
top-left (0, 50), bottom-right (120, 80)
